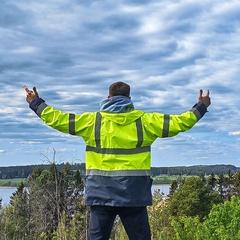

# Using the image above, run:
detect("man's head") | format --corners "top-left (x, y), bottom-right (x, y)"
top-left (108, 82), bottom-right (130, 98)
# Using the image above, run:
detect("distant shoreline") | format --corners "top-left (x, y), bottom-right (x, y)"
top-left (0, 178), bottom-right (28, 188)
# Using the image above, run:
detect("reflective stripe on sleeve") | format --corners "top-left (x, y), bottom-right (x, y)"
top-left (36, 103), bottom-right (48, 117)
top-left (69, 113), bottom-right (76, 135)
top-left (190, 107), bottom-right (201, 120)
top-left (162, 114), bottom-right (170, 138)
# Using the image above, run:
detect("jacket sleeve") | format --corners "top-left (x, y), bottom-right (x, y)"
top-left (29, 97), bottom-right (94, 139)
top-left (29, 97), bottom-right (74, 134)
top-left (166, 102), bottom-right (207, 137)
top-left (143, 102), bottom-right (208, 138)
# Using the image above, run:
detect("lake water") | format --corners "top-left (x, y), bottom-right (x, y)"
top-left (152, 184), bottom-right (170, 196)
top-left (0, 184), bottom-right (170, 206)
top-left (0, 187), bottom-right (16, 206)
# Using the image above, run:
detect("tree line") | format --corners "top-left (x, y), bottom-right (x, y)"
top-left (151, 164), bottom-right (238, 176)
top-left (0, 163), bottom-right (86, 179)
top-left (0, 163), bottom-right (238, 179)
top-left (1, 163), bottom-right (240, 239)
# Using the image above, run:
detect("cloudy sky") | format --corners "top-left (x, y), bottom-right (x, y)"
top-left (1, 0), bottom-right (240, 168)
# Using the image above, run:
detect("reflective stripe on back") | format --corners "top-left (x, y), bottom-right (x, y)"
top-left (95, 112), bottom-right (102, 148)
top-left (86, 145), bottom-right (150, 154)
top-left (86, 169), bottom-right (151, 176)
top-left (136, 117), bottom-right (143, 147)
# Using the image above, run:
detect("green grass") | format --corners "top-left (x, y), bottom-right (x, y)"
top-left (0, 178), bottom-right (28, 187)
top-left (152, 175), bottom-right (195, 184)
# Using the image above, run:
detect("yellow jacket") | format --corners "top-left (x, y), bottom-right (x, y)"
top-left (30, 97), bottom-right (207, 206)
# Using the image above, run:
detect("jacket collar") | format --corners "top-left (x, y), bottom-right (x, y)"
top-left (100, 96), bottom-right (134, 113)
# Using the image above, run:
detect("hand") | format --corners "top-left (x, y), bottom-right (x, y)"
top-left (24, 86), bottom-right (39, 103)
top-left (198, 89), bottom-right (211, 108)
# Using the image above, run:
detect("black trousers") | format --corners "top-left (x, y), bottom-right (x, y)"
top-left (88, 206), bottom-right (151, 240)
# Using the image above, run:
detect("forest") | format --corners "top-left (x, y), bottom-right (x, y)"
top-left (0, 163), bottom-right (240, 239)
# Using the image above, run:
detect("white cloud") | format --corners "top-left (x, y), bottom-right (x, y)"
top-left (229, 132), bottom-right (240, 136)
top-left (12, 46), bottom-right (39, 54)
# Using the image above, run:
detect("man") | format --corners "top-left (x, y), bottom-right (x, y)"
top-left (24, 82), bottom-right (210, 240)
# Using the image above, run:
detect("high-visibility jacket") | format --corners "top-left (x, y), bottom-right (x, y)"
top-left (30, 97), bottom-right (207, 206)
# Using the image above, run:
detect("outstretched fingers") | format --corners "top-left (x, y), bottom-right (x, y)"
top-left (23, 85), bottom-right (39, 103)
top-left (33, 86), bottom-right (39, 97)
top-left (23, 85), bottom-right (31, 93)
top-left (205, 89), bottom-right (210, 97)
top-left (199, 89), bottom-right (210, 98)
